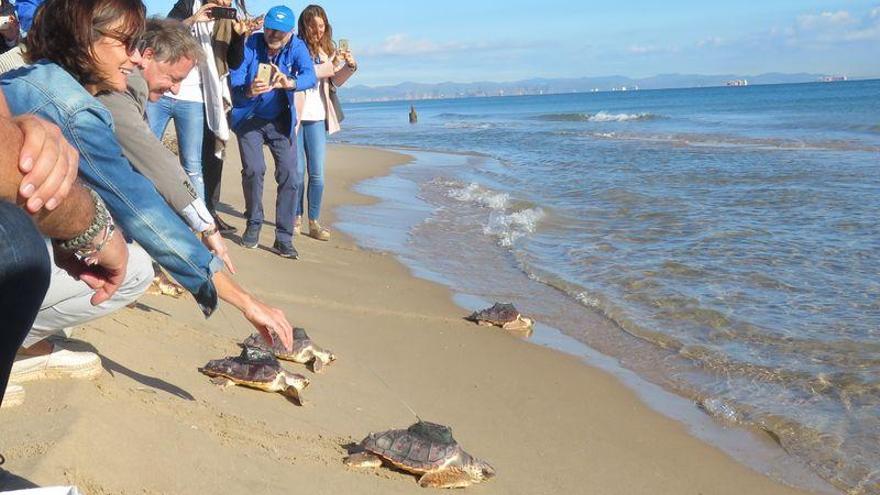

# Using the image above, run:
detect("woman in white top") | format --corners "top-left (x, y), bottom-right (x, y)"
top-left (294, 4), bottom-right (356, 241)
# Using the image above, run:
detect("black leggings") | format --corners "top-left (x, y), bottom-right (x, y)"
top-left (0, 201), bottom-right (50, 406)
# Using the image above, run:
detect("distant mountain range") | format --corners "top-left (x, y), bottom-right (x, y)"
top-left (339, 72), bottom-right (855, 102)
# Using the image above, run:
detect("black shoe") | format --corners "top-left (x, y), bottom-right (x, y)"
top-left (272, 240), bottom-right (299, 259)
top-left (213, 214), bottom-right (237, 234)
top-left (240, 224), bottom-right (260, 248)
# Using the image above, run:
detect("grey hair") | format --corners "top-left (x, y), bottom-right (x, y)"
top-left (144, 17), bottom-right (205, 65)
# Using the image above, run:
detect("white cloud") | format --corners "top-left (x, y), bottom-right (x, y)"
top-left (796, 10), bottom-right (854, 30)
top-left (696, 36), bottom-right (724, 48)
top-left (788, 8), bottom-right (880, 43)
top-left (628, 44), bottom-right (660, 54)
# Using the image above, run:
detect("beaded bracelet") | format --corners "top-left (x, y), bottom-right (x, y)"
top-left (58, 188), bottom-right (111, 252)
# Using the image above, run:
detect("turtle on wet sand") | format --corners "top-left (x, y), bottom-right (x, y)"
top-left (241, 327), bottom-right (336, 372)
top-left (199, 346), bottom-right (309, 404)
top-left (344, 421), bottom-right (495, 489)
top-left (466, 302), bottom-right (533, 332)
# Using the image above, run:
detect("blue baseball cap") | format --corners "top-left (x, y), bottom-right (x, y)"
top-left (264, 5), bottom-right (296, 33)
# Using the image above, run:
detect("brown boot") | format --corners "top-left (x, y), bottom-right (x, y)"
top-left (307, 220), bottom-right (330, 241)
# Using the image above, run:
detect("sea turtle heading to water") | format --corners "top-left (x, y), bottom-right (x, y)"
top-left (466, 303), bottom-right (534, 332)
top-left (344, 421), bottom-right (495, 489)
top-left (242, 327), bottom-right (336, 373)
top-left (199, 346), bottom-right (310, 404)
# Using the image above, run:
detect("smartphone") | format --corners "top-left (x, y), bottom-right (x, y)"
top-left (255, 63), bottom-right (273, 85)
top-left (337, 39), bottom-right (350, 53)
top-left (210, 7), bottom-right (237, 19)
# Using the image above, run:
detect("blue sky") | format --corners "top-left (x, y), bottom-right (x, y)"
top-left (144, 0), bottom-right (880, 86)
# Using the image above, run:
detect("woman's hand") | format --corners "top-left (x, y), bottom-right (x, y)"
top-left (341, 50), bottom-right (357, 69)
top-left (185, 3), bottom-right (218, 26)
top-left (244, 299), bottom-right (293, 351)
top-left (202, 229), bottom-right (236, 274)
top-left (233, 15), bottom-right (263, 35)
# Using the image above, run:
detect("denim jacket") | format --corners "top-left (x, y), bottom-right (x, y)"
top-left (0, 61), bottom-right (220, 316)
top-left (229, 33), bottom-right (316, 140)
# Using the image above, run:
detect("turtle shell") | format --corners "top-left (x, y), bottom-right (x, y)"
top-left (466, 303), bottom-right (521, 325)
top-left (199, 346), bottom-right (282, 384)
top-left (361, 421), bottom-right (462, 472)
top-left (241, 328), bottom-right (311, 359)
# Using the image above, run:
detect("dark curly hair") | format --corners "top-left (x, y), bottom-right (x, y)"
top-left (24, 0), bottom-right (146, 86)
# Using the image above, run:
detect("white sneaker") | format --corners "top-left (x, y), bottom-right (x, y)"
top-left (11, 346), bottom-right (102, 383)
top-left (1, 383), bottom-right (25, 408)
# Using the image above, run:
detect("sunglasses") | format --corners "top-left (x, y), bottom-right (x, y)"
top-left (97, 29), bottom-right (148, 55)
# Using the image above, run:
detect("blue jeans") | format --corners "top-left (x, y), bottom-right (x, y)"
top-left (236, 115), bottom-right (301, 244)
top-left (0, 201), bottom-right (51, 406)
top-left (146, 96), bottom-right (206, 199)
top-left (296, 120), bottom-right (327, 221)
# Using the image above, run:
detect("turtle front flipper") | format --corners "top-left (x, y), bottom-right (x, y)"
top-left (343, 452), bottom-right (383, 468)
top-left (281, 372), bottom-right (310, 405)
top-left (310, 357), bottom-right (324, 373)
top-left (417, 468), bottom-right (476, 489)
top-left (502, 316), bottom-right (534, 331)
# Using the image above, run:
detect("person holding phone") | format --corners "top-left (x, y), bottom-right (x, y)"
top-left (154, 0), bottom-right (259, 235)
top-left (229, 4), bottom-right (316, 258)
top-left (293, 4), bottom-right (356, 241)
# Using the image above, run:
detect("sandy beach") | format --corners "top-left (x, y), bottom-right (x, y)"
top-left (0, 143), bottom-right (827, 494)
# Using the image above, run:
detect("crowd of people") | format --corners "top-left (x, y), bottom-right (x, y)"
top-left (0, 0), bottom-right (357, 427)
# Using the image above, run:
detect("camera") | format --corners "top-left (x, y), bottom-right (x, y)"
top-left (209, 7), bottom-right (237, 19)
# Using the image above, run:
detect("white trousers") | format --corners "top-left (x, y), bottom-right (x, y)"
top-left (22, 240), bottom-right (154, 348)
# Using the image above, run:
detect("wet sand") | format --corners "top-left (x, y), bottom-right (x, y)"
top-left (0, 144), bottom-right (825, 494)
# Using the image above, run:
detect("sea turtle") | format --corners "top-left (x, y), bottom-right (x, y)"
top-left (147, 270), bottom-right (185, 298)
top-left (344, 421), bottom-right (495, 489)
top-left (199, 346), bottom-right (309, 404)
top-left (466, 303), bottom-right (533, 332)
top-left (241, 327), bottom-right (336, 373)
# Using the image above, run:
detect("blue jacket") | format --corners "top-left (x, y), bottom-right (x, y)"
top-left (229, 33), bottom-right (316, 139)
top-left (0, 61), bottom-right (221, 315)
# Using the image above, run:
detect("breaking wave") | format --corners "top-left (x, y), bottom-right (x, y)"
top-left (536, 111), bottom-right (659, 122)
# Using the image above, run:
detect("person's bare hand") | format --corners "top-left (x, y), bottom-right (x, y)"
top-left (246, 78), bottom-right (272, 98)
top-left (53, 227), bottom-right (129, 306)
top-left (269, 64), bottom-right (294, 90)
top-left (187, 2), bottom-right (218, 25)
top-left (244, 299), bottom-right (293, 351)
top-left (341, 50), bottom-right (356, 68)
top-left (202, 230), bottom-right (236, 274)
top-left (233, 15), bottom-right (263, 35)
top-left (15, 115), bottom-right (79, 213)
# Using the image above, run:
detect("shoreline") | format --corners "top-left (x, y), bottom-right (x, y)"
top-left (0, 143), bottom-right (832, 494)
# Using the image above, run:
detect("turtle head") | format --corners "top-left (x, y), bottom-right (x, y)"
top-left (466, 458), bottom-right (496, 483)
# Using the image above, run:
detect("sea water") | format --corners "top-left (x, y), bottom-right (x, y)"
top-left (332, 80), bottom-right (880, 494)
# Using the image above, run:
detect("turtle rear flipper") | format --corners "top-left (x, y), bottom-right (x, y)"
top-left (344, 452), bottom-right (382, 468)
top-left (418, 468), bottom-right (475, 489)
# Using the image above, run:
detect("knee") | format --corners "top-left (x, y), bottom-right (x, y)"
top-left (119, 243), bottom-right (154, 302)
top-left (0, 202), bottom-right (51, 309)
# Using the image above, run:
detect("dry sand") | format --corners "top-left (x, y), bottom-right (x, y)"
top-left (0, 144), bottom-right (826, 494)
